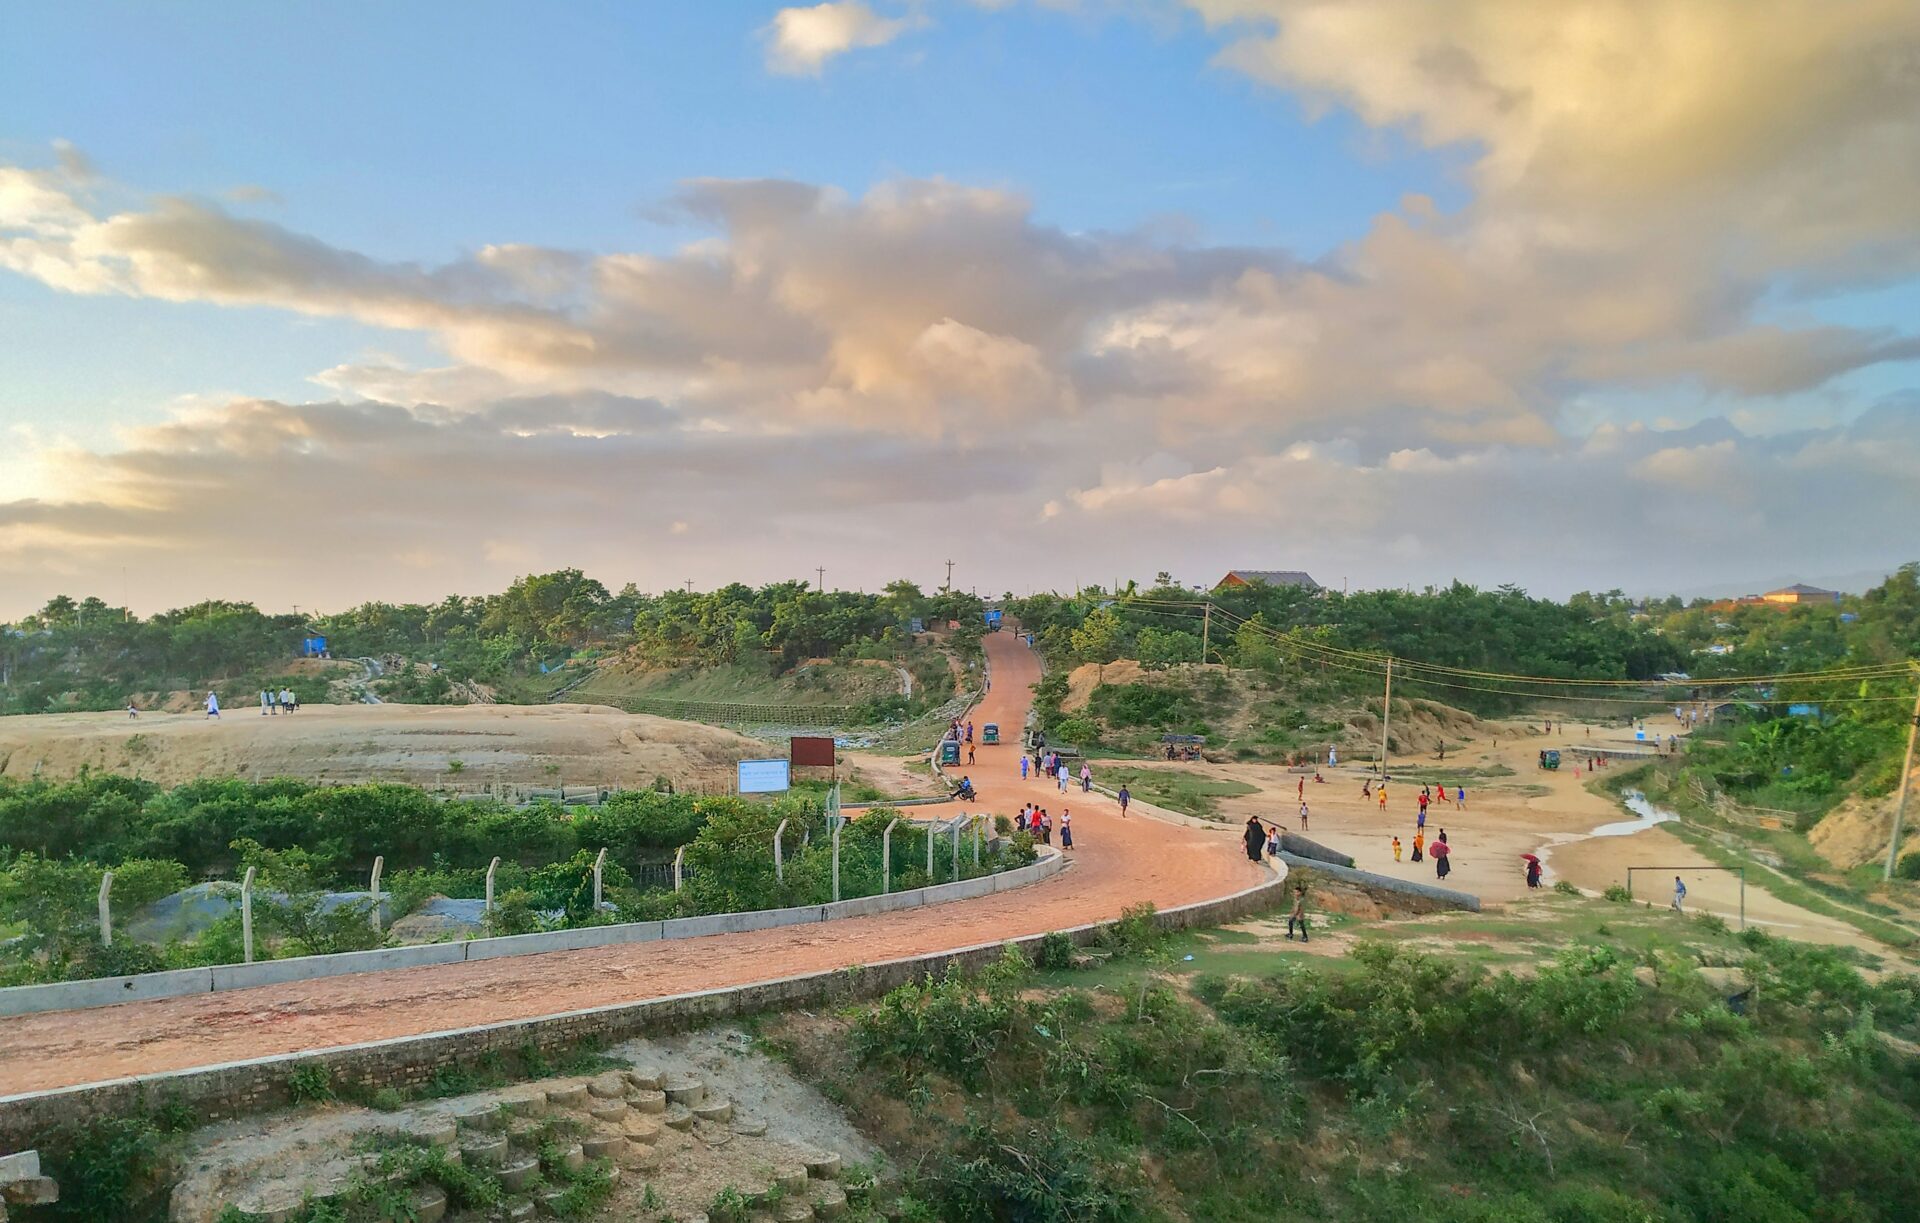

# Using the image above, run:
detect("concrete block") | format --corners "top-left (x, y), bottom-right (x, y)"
top-left (628, 1089), bottom-right (665, 1115)
top-left (661, 1076), bottom-right (706, 1106)
top-left (0, 1152), bottom-right (39, 1182)
top-left (0, 967), bottom-right (211, 1016)
top-left (461, 921), bottom-right (662, 962)
top-left (211, 943), bottom-right (465, 992)
top-left (805, 1151), bottom-right (842, 1179)
top-left (545, 1082), bottom-right (588, 1108)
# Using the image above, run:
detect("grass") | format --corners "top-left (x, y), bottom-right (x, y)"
top-left (569, 659), bottom-right (896, 707)
top-left (1092, 766), bottom-right (1258, 818)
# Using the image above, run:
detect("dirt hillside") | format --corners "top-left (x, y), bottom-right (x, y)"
top-left (0, 703), bottom-right (768, 789)
top-left (1809, 759), bottom-right (1920, 869)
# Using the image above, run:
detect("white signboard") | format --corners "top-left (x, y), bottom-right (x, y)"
top-left (737, 758), bottom-right (792, 794)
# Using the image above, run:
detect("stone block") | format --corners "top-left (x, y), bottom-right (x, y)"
top-left (461, 1133), bottom-right (508, 1167)
top-left (545, 1082), bottom-right (588, 1108)
top-left (588, 1100), bottom-right (628, 1123)
top-left (622, 1115), bottom-right (662, 1144)
top-left (692, 1096), bottom-right (732, 1123)
top-left (804, 1151), bottom-right (841, 1180)
top-left (773, 1165), bottom-right (809, 1195)
top-left (624, 1065), bottom-right (663, 1090)
top-left (498, 1155), bottom-right (539, 1192)
top-left (587, 1071), bottom-right (627, 1099)
top-left (412, 1184), bottom-right (448, 1223)
top-left (661, 1076), bottom-right (706, 1106)
top-left (629, 1088), bottom-right (666, 1114)
top-left (731, 1116), bottom-right (769, 1137)
top-left (663, 1103), bottom-right (695, 1131)
top-left (448, 1100), bottom-right (503, 1132)
top-left (809, 1181), bottom-right (847, 1219)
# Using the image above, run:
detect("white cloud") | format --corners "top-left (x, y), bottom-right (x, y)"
top-left (765, 2), bottom-right (919, 76)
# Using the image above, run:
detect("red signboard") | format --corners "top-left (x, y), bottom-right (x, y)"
top-left (790, 735), bottom-right (836, 767)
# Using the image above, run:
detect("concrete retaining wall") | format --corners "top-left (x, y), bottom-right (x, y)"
top-left (1277, 853), bottom-right (1481, 912)
top-left (0, 863), bottom-right (1285, 1150)
top-left (0, 850), bottom-right (1065, 1019)
top-left (1278, 833), bottom-right (1354, 867)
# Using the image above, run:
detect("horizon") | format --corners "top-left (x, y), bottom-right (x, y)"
top-left (5, 2), bottom-right (1918, 615)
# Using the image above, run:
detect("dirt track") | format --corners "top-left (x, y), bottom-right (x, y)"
top-left (0, 628), bottom-right (1261, 1095)
top-left (0, 701), bottom-right (763, 790)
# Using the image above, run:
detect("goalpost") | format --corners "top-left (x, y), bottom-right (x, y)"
top-left (1626, 865), bottom-right (1745, 931)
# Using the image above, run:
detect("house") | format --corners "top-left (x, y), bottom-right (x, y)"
top-left (1762, 584), bottom-right (1840, 605)
top-left (1214, 570), bottom-right (1321, 592)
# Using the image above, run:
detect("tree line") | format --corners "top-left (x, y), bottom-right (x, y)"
top-left (1, 573), bottom-right (987, 714)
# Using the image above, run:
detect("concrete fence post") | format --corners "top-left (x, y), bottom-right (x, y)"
top-left (973, 815), bottom-right (982, 867)
top-left (831, 819), bottom-right (842, 902)
top-left (241, 866), bottom-right (257, 965)
top-left (952, 818), bottom-right (962, 881)
top-left (774, 818), bottom-right (789, 886)
top-left (673, 846), bottom-right (685, 893)
top-left (484, 856), bottom-right (500, 913)
top-left (97, 870), bottom-right (113, 947)
top-left (926, 820), bottom-right (935, 880)
top-left (369, 856), bottom-right (384, 933)
top-left (882, 818), bottom-right (899, 895)
top-left (593, 847), bottom-right (607, 912)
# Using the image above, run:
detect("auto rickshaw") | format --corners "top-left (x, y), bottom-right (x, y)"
top-left (1539, 749), bottom-right (1561, 771)
top-left (940, 738), bottom-right (962, 765)
top-left (982, 723), bottom-right (1000, 744)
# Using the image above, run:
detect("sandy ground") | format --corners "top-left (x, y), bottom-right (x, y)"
top-left (1119, 711), bottom-right (1883, 953)
top-left (0, 628), bottom-right (1265, 1095)
top-left (0, 701), bottom-right (766, 790)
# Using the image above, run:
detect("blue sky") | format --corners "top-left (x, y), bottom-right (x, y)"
top-left (2, 1), bottom-right (1917, 613)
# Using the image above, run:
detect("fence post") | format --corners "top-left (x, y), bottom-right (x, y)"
top-left (674, 846), bottom-right (685, 893)
top-left (369, 856), bottom-right (385, 933)
top-left (593, 848), bottom-right (607, 912)
top-left (241, 866), bottom-right (257, 965)
top-left (484, 856), bottom-right (500, 913)
top-left (774, 818), bottom-right (789, 885)
top-left (952, 818), bottom-right (961, 880)
top-left (98, 870), bottom-right (114, 947)
top-left (927, 820), bottom-right (935, 880)
top-left (883, 818), bottom-right (899, 895)
top-left (973, 815), bottom-right (982, 867)
top-left (832, 819), bottom-right (842, 903)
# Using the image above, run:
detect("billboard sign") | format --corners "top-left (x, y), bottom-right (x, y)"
top-left (983, 609), bottom-right (1003, 628)
top-left (737, 758), bottom-right (792, 794)
top-left (790, 735), bottom-right (836, 767)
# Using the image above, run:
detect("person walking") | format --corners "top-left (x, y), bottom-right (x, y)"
top-left (1057, 763), bottom-right (1069, 794)
top-left (967, 743), bottom-right (976, 765)
top-left (1392, 836), bottom-right (1402, 862)
top-left (1526, 858), bottom-right (1542, 888)
top-left (1021, 754), bottom-right (1030, 780)
top-left (1671, 875), bottom-right (1687, 913)
top-left (1377, 785), bottom-right (1388, 811)
top-left (126, 698), bottom-right (139, 719)
top-left (1079, 762), bottom-right (1092, 793)
top-left (1117, 785), bottom-right (1130, 818)
top-left (1060, 810), bottom-right (1073, 851)
top-left (280, 686), bottom-right (294, 713)
top-left (260, 688), bottom-right (272, 717)
top-left (1286, 885), bottom-right (1309, 942)
top-left (1243, 815), bottom-right (1266, 862)
top-left (1298, 777), bottom-right (1305, 802)
top-left (1412, 830), bottom-right (1425, 863)
top-left (1267, 822), bottom-right (1281, 858)
top-left (205, 690), bottom-right (221, 718)
top-left (1298, 801), bottom-right (1310, 832)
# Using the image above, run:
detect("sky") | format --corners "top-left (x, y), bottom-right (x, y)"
top-left (3, 0), bottom-right (1918, 617)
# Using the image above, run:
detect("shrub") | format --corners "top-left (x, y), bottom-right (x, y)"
top-left (1037, 931), bottom-right (1076, 971)
top-left (287, 1063), bottom-right (334, 1105)
top-left (1604, 884), bottom-right (1634, 903)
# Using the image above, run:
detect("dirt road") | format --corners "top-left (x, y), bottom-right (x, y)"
top-left (0, 629), bottom-right (1261, 1095)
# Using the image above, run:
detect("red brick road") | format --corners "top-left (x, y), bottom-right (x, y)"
top-left (0, 629), bottom-right (1256, 1095)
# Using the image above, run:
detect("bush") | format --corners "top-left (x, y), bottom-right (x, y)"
top-left (1037, 931), bottom-right (1076, 970)
top-left (1604, 884), bottom-right (1634, 903)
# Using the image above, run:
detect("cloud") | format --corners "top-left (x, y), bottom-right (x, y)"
top-left (765, 2), bottom-right (919, 76)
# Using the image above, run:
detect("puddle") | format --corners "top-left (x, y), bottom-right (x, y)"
top-left (1586, 791), bottom-right (1678, 838)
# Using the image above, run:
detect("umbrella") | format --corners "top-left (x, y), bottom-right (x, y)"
top-left (1428, 841), bottom-right (1451, 857)
top-left (1520, 852), bottom-right (1540, 863)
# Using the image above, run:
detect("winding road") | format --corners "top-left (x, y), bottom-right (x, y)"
top-left (0, 628), bottom-right (1261, 1096)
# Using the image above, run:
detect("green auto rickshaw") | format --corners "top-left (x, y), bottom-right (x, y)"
top-left (982, 723), bottom-right (1000, 744)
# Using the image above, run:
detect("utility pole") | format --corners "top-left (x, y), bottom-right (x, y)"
top-left (684, 579), bottom-right (694, 594)
top-left (1379, 658), bottom-right (1394, 777)
top-left (1201, 602), bottom-right (1211, 666)
top-left (944, 558), bottom-right (955, 591)
top-left (815, 567), bottom-right (825, 593)
top-left (1883, 666), bottom-right (1920, 881)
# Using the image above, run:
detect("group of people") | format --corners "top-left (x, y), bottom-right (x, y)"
top-left (1021, 750), bottom-right (1090, 794)
top-left (1015, 803), bottom-right (1070, 850)
top-left (1389, 827), bottom-right (1453, 877)
top-left (260, 687), bottom-right (300, 715)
